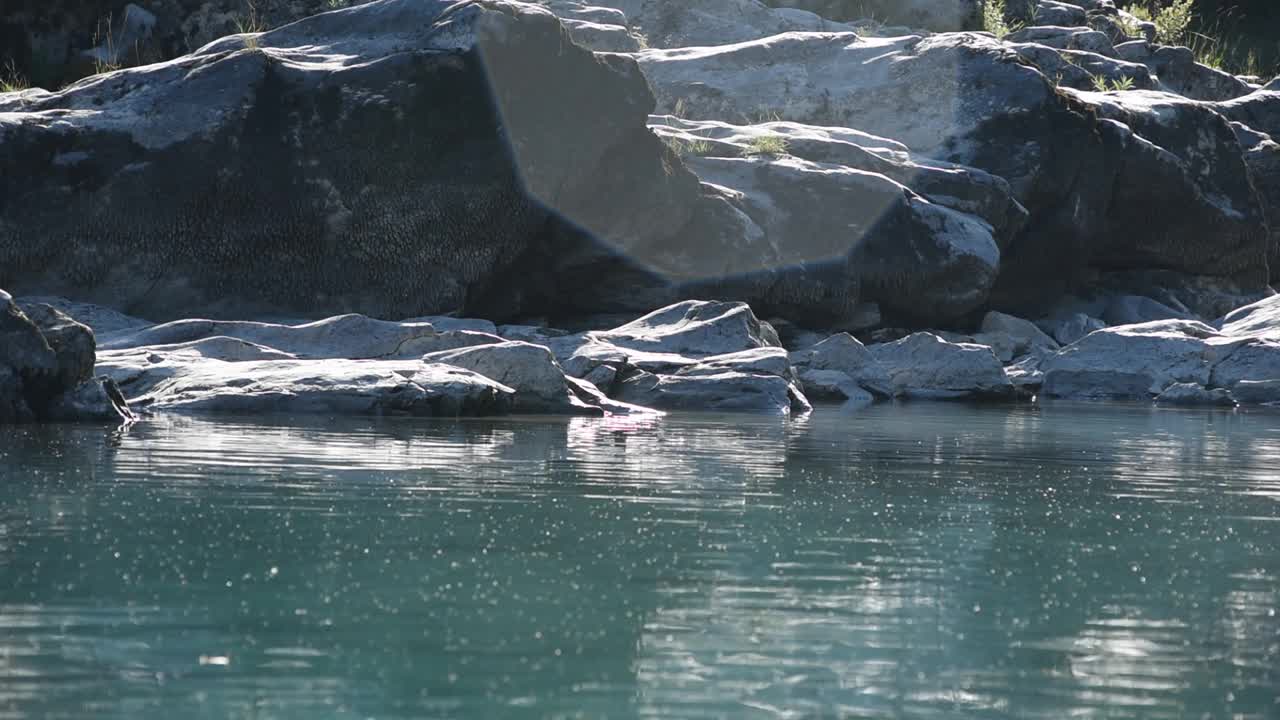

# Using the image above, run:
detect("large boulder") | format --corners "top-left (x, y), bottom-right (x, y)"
top-left (15, 302), bottom-right (95, 389)
top-left (635, 31), bottom-right (1273, 311)
top-left (788, 333), bottom-right (893, 399)
top-left (867, 332), bottom-right (1014, 399)
top-left (0, 289), bottom-right (132, 422)
top-left (544, 300), bottom-right (813, 414)
top-left (650, 116), bottom-right (1023, 325)
top-left (0, 0), bottom-right (704, 322)
top-left (115, 358), bottom-right (518, 417)
top-left (1037, 310), bottom-right (1280, 404)
top-left (422, 340), bottom-right (639, 414)
top-left (1041, 319), bottom-right (1229, 397)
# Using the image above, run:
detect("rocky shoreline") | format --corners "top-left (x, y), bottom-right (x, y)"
top-left (3, 291), bottom-right (1280, 423)
top-left (3, 0), bottom-right (1280, 423)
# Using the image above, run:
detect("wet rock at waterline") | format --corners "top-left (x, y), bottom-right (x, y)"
top-left (0, 290), bottom-right (132, 423)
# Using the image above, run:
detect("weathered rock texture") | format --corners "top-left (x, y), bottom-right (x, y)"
top-left (0, 288), bottom-right (133, 423)
top-left (0, 0), bottom-right (703, 323)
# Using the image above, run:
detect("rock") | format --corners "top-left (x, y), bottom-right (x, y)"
top-left (1102, 295), bottom-right (1195, 326)
top-left (1155, 382), bottom-right (1237, 407)
top-left (867, 333), bottom-right (1014, 400)
top-left (1041, 368), bottom-right (1155, 400)
top-left (1013, 0), bottom-right (1085, 27)
top-left (589, 300), bottom-right (779, 357)
top-left (16, 302), bottom-right (96, 389)
top-left (1007, 26), bottom-right (1116, 56)
top-left (1009, 44), bottom-right (1153, 92)
top-left (792, 368), bottom-right (871, 403)
top-left (613, 368), bottom-right (810, 415)
top-left (650, 116), bottom-right (1022, 325)
top-left (1216, 294), bottom-right (1280, 341)
top-left (1005, 349), bottom-right (1051, 393)
top-left (636, 31), bottom-right (1270, 311)
top-left (403, 316), bottom-right (499, 335)
top-left (1043, 312), bottom-right (1107, 346)
top-left (789, 333), bottom-right (893, 397)
top-left (1226, 122), bottom-right (1280, 283)
top-left (1069, 91), bottom-right (1271, 294)
top-left (497, 324), bottom-right (571, 343)
top-left (0, 366), bottom-right (34, 423)
top-left (581, 363), bottom-right (619, 392)
top-left (534, 1), bottom-right (643, 51)
top-left (422, 341), bottom-right (615, 415)
top-left (1207, 341), bottom-right (1280, 390)
top-left (1230, 380), bottom-right (1280, 406)
top-left (1, 0), bottom-right (706, 323)
top-left (766, 0), bottom-right (980, 31)
top-left (102, 315), bottom-right (502, 359)
top-left (1142, 45), bottom-right (1256, 101)
top-left (44, 377), bottom-right (135, 422)
top-left (589, 0), bottom-right (851, 49)
top-left (980, 311), bottom-right (1059, 355)
top-left (1039, 319), bottom-right (1230, 397)
top-left (16, 296), bottom-right (154, 338)
top-left (114, 357), bottom-right (516, 417)
top-left (1, 289), bottom-right (56, 375)
top-left (81, 4), bottom-right (157, 71)
top-left (1, 288), bottom-right (132, 423)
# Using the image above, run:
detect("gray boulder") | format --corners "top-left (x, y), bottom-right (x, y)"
top-left (766, 0), bottom-right (980, 31)
top-left (1231, 380), bottom-right (1280, 406)
top-left (17, 302), bottom-right (96, 389)
top-left (0, 289), bottom-right (132, 423)
top-left (101, 314), bottom-right (502, 359)
top-left (579, 0), bottom-right (850, 49)
top-left (636, 31), bottom-right (1271, 311)
top-left (422, 341), bottom-right (637, 415)
top-left (1102, 295), bottom-right (1194, 326)
top-left (614, 368), bottom-right (810, 415)
top-left (980, 311), bottom-right (1059, 356)
top-left (868, 333), bottom-right (1014, 400)
top-left (1, 289), bottom-right (56, 381)
top-left (1040, 319), bottom-right (1228, 397)
top-left (1216, 294), bottom-right (1280, 341)
top-left (650, 116), bottom-right (1023, 325)
top-left (1042, 369), bottom-right (1155, 400)
top-left (1, 0), bottom-right (706, 323)
top-left (1042, 312), bottom-right (1107, 346)
top-left (115, 358), bottom-right (516, 417)
top-left (788, 333), bottom-right (893, 398)
top-left (589, 300), bottom-right (780, 357)
top-left (1155, 382), bottom-right (1237, 407)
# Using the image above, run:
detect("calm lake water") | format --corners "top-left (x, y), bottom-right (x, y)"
top-left (1, 404), bottom-right (1278, 719)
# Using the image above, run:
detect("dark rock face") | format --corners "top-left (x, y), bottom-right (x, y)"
top-left (636, 31), bottom-right (1274, 315)
top-left (0, 289), bottom-right (132, 423)
top-left (0, 0), bottom-right (703, 322)
top-left (16, 302), bottom-right (96, 389)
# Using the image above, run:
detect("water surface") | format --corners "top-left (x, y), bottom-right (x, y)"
top-left (2, 404), bottom-right (1278, 718)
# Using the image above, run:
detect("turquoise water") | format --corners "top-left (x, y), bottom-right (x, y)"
top-left (1, 404), bottom-right (1278, 719)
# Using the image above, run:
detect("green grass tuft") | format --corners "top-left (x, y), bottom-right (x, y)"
top-left (742, 135), bottom-right (789, 158)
